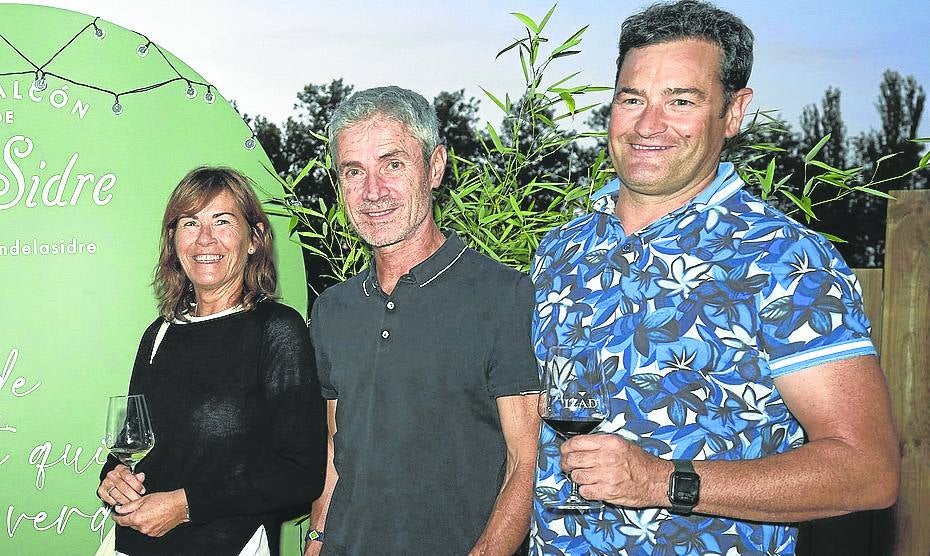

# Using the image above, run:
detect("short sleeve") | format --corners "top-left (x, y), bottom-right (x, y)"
top-left (310, 294), bottom-right (338, 399)
top-left (758, 233), bottom-right (876, 377)
top-left (487, 272), bottom-right (542, 397)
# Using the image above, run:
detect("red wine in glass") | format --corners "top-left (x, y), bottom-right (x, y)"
top-left (538, 345), bottom-right (609, 511)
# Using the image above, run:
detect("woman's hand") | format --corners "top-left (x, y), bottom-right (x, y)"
top-left (98, 465), bottom-right (146, 506)
top-left (112, 488), bottom-right (189, 537)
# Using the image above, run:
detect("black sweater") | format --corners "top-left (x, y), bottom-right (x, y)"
top-left (101, 300), bottom-right (326, 555)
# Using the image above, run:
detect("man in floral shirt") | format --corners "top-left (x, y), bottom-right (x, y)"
top-left (530, 1), bottom-right (900, 554)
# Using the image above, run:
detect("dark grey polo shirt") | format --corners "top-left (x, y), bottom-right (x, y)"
top-left (310, 231), bottom-right (539, 555)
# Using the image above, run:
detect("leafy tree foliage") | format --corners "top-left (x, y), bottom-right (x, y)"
top-left (252, 33), bottom-right (927, 286)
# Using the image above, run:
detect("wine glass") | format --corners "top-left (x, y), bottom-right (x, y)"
top-left (104, 394), bottom-right (155, 473)
top-left (539, 345), bottom-right (609, 511)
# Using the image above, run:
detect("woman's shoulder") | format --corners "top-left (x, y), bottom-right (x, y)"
top-left (253, 298), bottom-right (307, 330)
top-left (140, 316), bottom-right (166, 338)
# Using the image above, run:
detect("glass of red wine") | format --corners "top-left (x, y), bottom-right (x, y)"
top-left (539, 344), bottom-right (609, 511)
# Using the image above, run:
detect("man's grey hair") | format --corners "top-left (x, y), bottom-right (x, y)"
top-left (328, 86), bottom-right (441, 167)
top-left (616, 0), bottom-right (753, 113)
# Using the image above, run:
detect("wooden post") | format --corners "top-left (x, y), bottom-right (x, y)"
top-left (880, 189), bottom-right (930, 556)
top-left (856, 268), bottom-right (885, 356)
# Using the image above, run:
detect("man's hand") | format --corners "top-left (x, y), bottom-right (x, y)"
top-left (560, 433), bottom-right (671, 508)
top-left (112, 489), bottom-right (188, 538)
top-left (97, 465), bottom-right (146, 507)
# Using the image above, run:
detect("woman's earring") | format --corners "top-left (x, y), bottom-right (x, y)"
top-left (248, 247), bottom-right (255, 254)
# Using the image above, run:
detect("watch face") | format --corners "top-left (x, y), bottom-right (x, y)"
top-left (673, 473), bottom-right (700, 504)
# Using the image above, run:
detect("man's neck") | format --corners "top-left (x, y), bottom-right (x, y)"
top-left (372, 222), bottom-right (446, 295)
top-left (614, 172), bottom-right (718, 234)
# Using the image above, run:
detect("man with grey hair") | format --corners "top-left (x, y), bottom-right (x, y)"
top-left (305, 86), bottom-right (541, 555)
top-left (531, 1), bottom-right (898, 554)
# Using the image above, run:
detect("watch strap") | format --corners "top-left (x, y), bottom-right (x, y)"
top-left (673, 458), bottom-right (695, 474)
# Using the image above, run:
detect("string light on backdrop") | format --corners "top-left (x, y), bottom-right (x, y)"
top-left (0, 15), bottom-right (257, 149)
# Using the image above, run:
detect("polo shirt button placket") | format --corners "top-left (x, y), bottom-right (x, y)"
top-left (386, 301), bottom-right (395, 311)
top-left (381, 329), bottom-right (390, 340)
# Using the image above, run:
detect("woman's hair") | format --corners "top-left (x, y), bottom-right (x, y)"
top-left (153, 167), bottom-right (277, 321)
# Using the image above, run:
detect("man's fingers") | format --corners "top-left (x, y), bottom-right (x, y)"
top-left (560, 449), bottom-right (599, 473)
top-left (563, 432), bottom-right (620, 452)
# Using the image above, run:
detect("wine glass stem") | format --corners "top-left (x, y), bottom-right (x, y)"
top-left (568, 478), bottom-right (582, 500)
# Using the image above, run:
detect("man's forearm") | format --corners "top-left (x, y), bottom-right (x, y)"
top-left (690, 437), bottom-right (899, 522)
top-left (471, 394), bottom-right (541, 556)
top-left (469, 459), bottom-right (535, 556)
top-left (304, 400), bottom-right (338, 556)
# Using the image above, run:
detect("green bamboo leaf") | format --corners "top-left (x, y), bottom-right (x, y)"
top-left (818, 232), bottom-right (847, 243)
top-left (559, 91), bottom-right (576, 113)
top-left (806, 159), bottom-right (844, 173)
top-left (552, 49), bottom-right (581, 59)
top-left (852, 187), bottom-right (896, 200)
top-left (480, 87), bottom-right (508, 113)
top-left (537, 4), bottom-right (557, 32)
top-left (495, 38), bottom-right (525, 60)
top-left (761, 157), bottom-right (775, 197)
top-left (919, 149), bottom-right (930, 169)
top-left (782, 191), bottom-right (816, 221)
top-left (873, 152), bottom-right (900, 165)
top-left (547, 72), bottom-right (582, 91)
top-left (486, 123), bottom-right (505, 152)
top-left (550, 31), bottom-right (585, 58)
top-left (511, 12), bottom-right (539, 34)
top-left (804, 134), bottom-right (831, 162)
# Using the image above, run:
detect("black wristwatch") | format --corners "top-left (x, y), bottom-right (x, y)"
top-left (304, 528), bottom-right (324, 544)
top-left (668, 459), bottom-right (701, 515)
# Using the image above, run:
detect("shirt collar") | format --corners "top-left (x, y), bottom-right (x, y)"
top-left (362, 230), bottom-right (468, 297)
top-left (591, 162), bottom-right (743, 217)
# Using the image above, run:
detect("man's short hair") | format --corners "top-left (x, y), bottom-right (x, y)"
top-left (328, 86), bottom-right (440, 167)
top-left (616, 0), bottom-right (754, 108)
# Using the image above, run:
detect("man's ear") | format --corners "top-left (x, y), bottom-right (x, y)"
top-left (725, 87), bottom-right (754, 138)
top-left (428, 145), bottom-right (447, 190)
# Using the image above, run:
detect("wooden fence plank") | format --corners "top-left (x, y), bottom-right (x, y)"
top-left (855, 268), bottom-right (884, 357)
top-left (880, 189), bottom-right (930, 556)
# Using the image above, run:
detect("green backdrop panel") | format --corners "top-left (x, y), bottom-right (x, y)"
top-left (0, 5), bottom-right (308, 554)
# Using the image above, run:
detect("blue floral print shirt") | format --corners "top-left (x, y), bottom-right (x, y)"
top-left (530, 163), bottom-right (875, 556)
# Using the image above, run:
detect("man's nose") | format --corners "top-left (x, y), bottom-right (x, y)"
top-left (362, 172), bottom-right (387, 201)
top-left (634, 102), bottom-right (667, 137)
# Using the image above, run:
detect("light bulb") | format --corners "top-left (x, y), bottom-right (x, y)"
top-left (244, 137), bottom-right (256, 150)
top-left (204, 89), bottom-right (215, 104)
top-left (112, 100), bottom-right (123, 115)
top-left (137, 43), bottom-right (149, 57)
top-left (185, 83), bottom-right (196, 99)
top-left (34, 71), bottom-right (46, 92)
top-left (94, 26), bottom-right (105, 39)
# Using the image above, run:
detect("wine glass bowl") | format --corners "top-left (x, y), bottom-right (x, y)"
top-left (105, 394), bottom-right (155, 473)
top-left (539, 345), bottom-right (609, 511)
